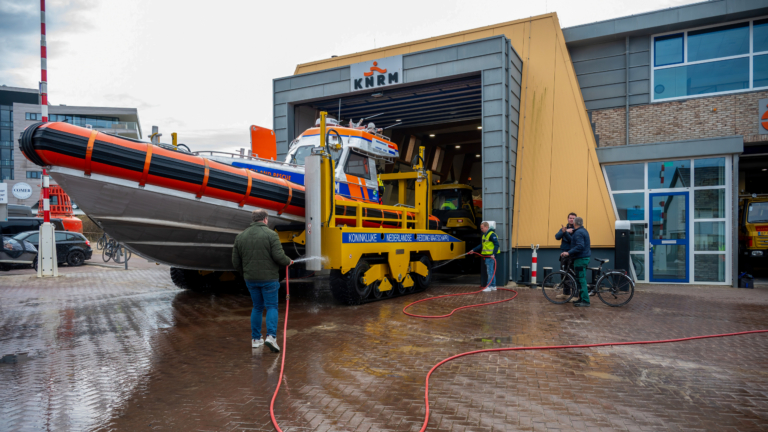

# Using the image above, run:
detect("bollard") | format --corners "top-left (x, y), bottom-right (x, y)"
top-left (519, 266), bottom-right (531, 284)
top-left (530, 244), bottom-right (540, 286)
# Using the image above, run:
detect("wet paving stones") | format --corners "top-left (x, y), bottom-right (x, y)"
top-left (2, 268), bottom-right (768, 431)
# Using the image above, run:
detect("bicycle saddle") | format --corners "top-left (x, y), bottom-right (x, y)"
top-left (594, 258), bottom-right (610, 263)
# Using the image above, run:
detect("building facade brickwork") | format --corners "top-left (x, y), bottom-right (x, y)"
top-left (592, 91), bottom-right (768, 147)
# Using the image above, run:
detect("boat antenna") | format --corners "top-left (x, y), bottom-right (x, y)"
top-left (383, 122), bottom-right (402, 130)
top-left (356, 113), bottom-right (384, 128)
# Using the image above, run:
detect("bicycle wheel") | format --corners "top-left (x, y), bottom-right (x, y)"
top-left (97, 236), bottom-right (106, 250)
top-left (102, 246), bottom-right (111, 262)
top-left (595, 271), bottom-right (635, 307)
top-left (541, 270), bottom-right (577, 304)
top-left (114, 246), bottom-right (132, 263)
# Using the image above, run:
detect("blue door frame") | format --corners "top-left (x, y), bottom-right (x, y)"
top-left (649, 191), bottom-right (689, 283)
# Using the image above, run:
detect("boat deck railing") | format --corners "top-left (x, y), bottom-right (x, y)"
top-left (193, 151), bottom-right (299, 168)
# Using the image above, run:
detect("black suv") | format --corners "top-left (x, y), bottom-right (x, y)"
top-left (13, 231), bottom-right (93, 266)
top-left (0, 217), bottom-right (66, 236)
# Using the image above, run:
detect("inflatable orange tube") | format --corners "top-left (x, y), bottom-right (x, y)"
top-left (20, 122), bottom-right (439, 229)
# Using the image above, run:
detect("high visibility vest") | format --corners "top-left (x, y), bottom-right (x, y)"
top-left (440, 201), bottom-right (457, 210)
top-left (481, 230), bottom-right (499, 255)
top-left (377, 176), bottom-right (383, 187)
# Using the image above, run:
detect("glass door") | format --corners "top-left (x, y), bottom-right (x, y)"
top-left (649, 192), bottom-right (689, 282)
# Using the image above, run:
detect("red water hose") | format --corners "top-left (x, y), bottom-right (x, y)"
top-left (403, 253), bottom-right (516, 319)
top-left (270, 265), bottom-right (291, 432)
top-left (402, 253), bottom-right (768, 431)
top-left (271, 261), bottom-right (768, 432)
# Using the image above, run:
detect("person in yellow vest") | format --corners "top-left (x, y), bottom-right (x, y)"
top-left (377, 175), bottom-right (384, 205)
top-left (471, 221), bottom-right (500, 292)
top-left (440, 197), bottom-right (458, 210)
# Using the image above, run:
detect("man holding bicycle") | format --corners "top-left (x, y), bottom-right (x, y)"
top-left (555, 212), bottom-right (576, 299)
top-left (560, 216), bottom-right (591, 308)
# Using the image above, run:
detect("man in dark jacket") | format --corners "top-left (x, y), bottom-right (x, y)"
top-left (554, 212), bottom-right (577, 299)
top-left (233, 210), bottom-right (293, 351)
top-left (560, 216), bottom-right (591, 307)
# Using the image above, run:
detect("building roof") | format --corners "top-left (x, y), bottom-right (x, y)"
top-left (563, 0), bottom-right (768, 45)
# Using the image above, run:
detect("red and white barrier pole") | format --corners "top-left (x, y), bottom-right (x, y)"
top-left (40, 0), bottom-right (48, 122)
top-left (530, 244), bottom-right (539, 286)
top-left (36, 2), bottom-right (57, 277)
top-left (42, 168), bottom-right (50, 223)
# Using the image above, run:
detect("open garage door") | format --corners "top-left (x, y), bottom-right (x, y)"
top-left (274, 36), bottom-right (522, 282)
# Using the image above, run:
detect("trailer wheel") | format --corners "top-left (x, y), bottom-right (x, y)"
top-left (170, 267), bottom-right (208, 291)
top-left (411, 255), bottom-right (433, 291)
top-left (329, 260), bottom-right (373, 305)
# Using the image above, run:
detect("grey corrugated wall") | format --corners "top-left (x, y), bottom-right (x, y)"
top-left (568, 36), bottom-right (650, 111)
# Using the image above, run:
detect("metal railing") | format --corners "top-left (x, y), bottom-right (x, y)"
top-left (193, 150), bottom-right (298, 167)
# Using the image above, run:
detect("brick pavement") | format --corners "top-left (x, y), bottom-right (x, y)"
top-left (1, 268), bottom-right (768, 431)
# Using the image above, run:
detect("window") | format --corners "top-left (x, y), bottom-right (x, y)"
top-left (26, 171), bottom-right (42, 179)
top-left (654, 33), bottom-right (683, 66)
top-left (344, 151), bottom-right (370, 179)
top-left (653, 19), bottom-right (768, 101)
top-left (603, 156), bottom-right (731, 284)
top-left (748, 202), bottom-right (768, 223)
top-left (0, 167), bottom-right (12, 180)
top-left (54, 232), bottom-right (69, 242)
top-left (604, 164), bottom-right (643, 191)
top-left (648, 160), bottom-right (690, 189)
top-left (26, 113), bottom-right (41, 121)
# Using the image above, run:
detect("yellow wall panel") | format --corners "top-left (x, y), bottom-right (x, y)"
top-left (511, 17), bottom-right (558, 247)
top-left (463, 29), bottom-right (494, 41)
top-left (546, 41), bottom-right (588, 247)
top-left (409, 41), bottom-right (438, 52)
top-left (438, 35), bottom-right (466, 46)
top-left (586, 157), bottom-right (615, 246)
top-left (289, 13), bottom-right (617, 250)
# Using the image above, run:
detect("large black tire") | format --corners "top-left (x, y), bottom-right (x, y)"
top-left (329, 260), bottom-right (373, 305)
top-left (170, 268), bottom-right (213, 292)
top-left (411, 255), bottom-right (432, 291)
top-left (67, 250), bottom-right (86, 266)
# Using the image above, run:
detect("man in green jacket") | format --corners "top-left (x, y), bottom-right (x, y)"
top-left (233, 209), bottom-right (293, 352)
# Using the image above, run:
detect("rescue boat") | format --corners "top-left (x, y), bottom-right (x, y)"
top-left (19, 120), bottom-right (437, 270)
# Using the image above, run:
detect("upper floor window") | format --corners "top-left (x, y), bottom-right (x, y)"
top-left (652, 18), bottom-right (768, 101)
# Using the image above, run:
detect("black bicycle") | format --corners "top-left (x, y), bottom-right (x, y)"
top-left (102, 239), bottom-right (132, 263)
top-left (541, 257), bottom-right (634, 307)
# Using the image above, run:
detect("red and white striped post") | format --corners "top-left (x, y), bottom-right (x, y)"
top-left (37, 0), bottom-right (58, 277)
top-left (531, 244), bottom-right (540, 286)
top-left (42, 168), bottom-right (50, 223)
top-left (40, 0), bottom-right (48, 122)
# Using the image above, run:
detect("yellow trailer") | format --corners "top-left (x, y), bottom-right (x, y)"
top-left (300, 112), bottom-right (466, 304)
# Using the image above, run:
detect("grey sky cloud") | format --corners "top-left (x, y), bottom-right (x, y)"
top-left (2, 0), bottom-right (702, 154)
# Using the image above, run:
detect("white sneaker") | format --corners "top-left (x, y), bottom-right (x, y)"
top-left (252, 338), bottom-right (263, 348)
top-left (490, 286), bottom-right (497, 291)
top-left (265, 335), bottom-right (280, 353)
top-left (481, 286), bottom-right (493, 292)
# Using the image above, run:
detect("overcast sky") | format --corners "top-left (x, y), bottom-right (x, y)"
top-left (1, 0), bottom-right (700, 153)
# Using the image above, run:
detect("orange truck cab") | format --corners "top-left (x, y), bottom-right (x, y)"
top-left (37, 186), bottom-right (83, 233)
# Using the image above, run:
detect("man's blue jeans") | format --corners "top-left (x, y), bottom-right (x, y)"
top-left (246, 280), bottom-right (279, 340)
top-left (484, 257), bottom-right (497, 287)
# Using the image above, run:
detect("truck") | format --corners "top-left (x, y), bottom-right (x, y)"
top-left (740, 195), bottom-right (768, 268)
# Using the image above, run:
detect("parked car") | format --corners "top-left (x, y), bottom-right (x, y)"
top-left (0, 217), bottom-right (66, 236)
top-left (0, 236), bottom-right (37, 271)
top-left (14, 231), bottom-right (92, 267)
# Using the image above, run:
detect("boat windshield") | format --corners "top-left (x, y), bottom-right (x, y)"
top-left (289, 145), bottom-right (342, 166)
